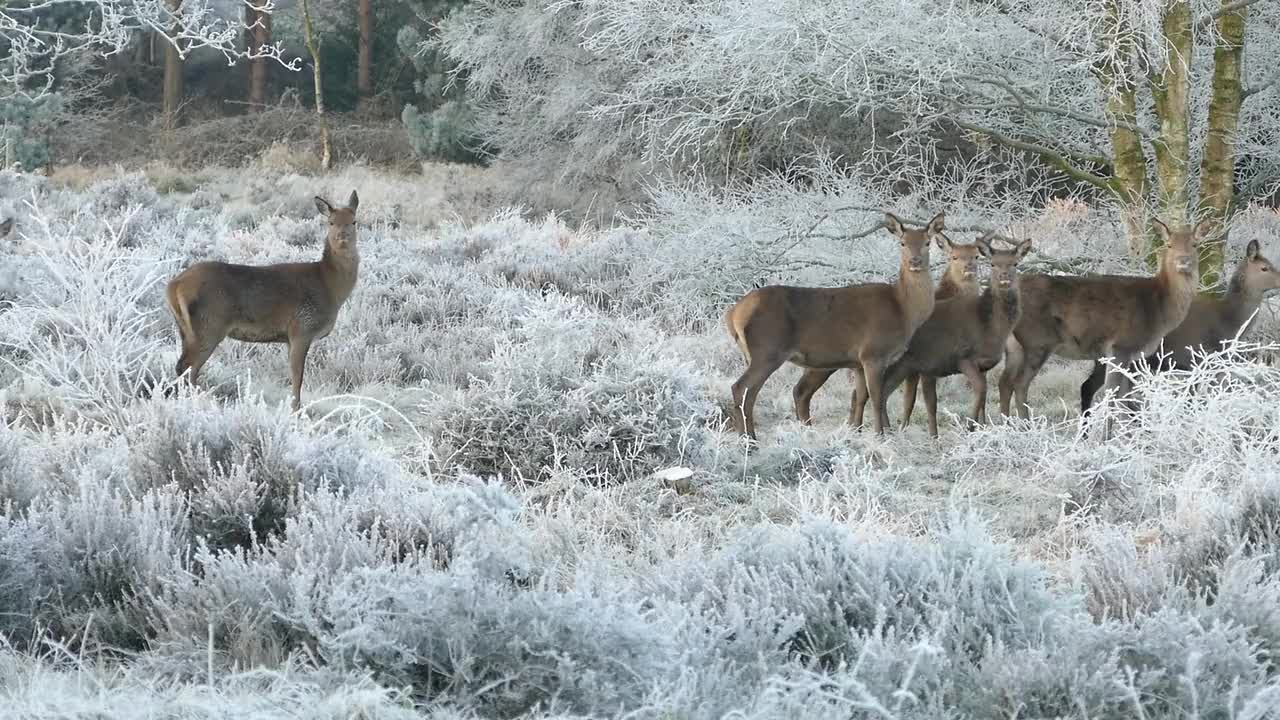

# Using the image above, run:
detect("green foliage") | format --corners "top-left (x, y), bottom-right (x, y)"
top-left (0, 89), bottom-right (60, 170)
top-left (397, 10), bottom-right (486, 164)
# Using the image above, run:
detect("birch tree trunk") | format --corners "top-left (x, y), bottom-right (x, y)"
top-left (300, 0), bottom-right (332, 170)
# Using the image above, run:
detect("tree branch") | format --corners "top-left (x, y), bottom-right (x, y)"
top-left (955, 74), bottom-right (1150, 138)
top-left (1195, 0), bottom-right (1264, 32)
top-left (951, 118), bottom-right (1113, 190)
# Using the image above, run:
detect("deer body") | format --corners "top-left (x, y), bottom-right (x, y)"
top-left (724, 212), bottom-right (942, 439)
top-left (165, 191), bottom-right (360, 411)
top-left (1079, 239), bottom-right (1280, 412)
top-left (881, 238), bottom-right (1031, 436)
top-left (899, 234), bottom-right (984, 428)
top-left (997, 219), bottom-right (1207, 429)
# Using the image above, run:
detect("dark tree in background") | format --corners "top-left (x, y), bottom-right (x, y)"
top-left (357, 0), bottom-right (373, 99)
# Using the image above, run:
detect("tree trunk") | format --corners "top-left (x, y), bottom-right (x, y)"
top-left (1148, 0), bottom-right (1193, 257)
top-left (300, 0), bottom-right (333, 169)
top-left (162, 0), bottom-right (185, 129)
top-left (247, 6), bottom-right (273, 111)
top-left (1095, 0), bottom-right (1152, 259)
top-left (357, 0), bottom-right (373, 99)
top-left (1195, 0), bottom-right (1248, 288)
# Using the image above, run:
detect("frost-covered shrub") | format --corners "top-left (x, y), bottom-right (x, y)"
top-left (126, 398), bottom-right (398, 552)
top-left (0, 473), bottom-right (187, 650)
top-left (678, 518), bottom-right (1068, 675)
top-left (424, 293), bottom-right (716, 483)
top-left (146, 475), bottom-right (536, 676)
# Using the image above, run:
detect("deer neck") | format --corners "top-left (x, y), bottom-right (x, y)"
top-left (895, 266), bottom-right (935, 331)
top-left (1154, 254), bottom-right (1196, 330)
top-left (936, 271), bottom-right (977, 300)
top-left (1222, 269), bottom-right (1266, 332)
top-left (320, 242), bottom-right (361, 304)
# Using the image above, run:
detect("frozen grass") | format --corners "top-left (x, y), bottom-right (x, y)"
top-left (2, 166), bottom-right (1280, 717)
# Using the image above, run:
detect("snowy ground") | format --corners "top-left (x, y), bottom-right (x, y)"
top-left (1, 164), bottom-right (1280, 717)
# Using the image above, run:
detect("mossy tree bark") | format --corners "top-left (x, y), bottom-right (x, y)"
top-left (1147, 1), bottom-right (1194, 266)
top-left (1195, 0), bottom-right (1248, 288)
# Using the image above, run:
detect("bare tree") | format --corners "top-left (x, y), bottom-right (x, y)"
top-left (438, 0), bottom-right (1280, 286)
top-left (245, 3), bottom-right (273, 110)
top-left (299, 0), bottom-right (332, 169)
top-left (161, 0), bottom-right (184, 127)
top-left (2, 0), bottom-right (297, 107)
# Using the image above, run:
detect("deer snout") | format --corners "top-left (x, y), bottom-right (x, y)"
top-left (1175, 255), bottom-right (1195, 274)
top-left (909, 257), bottom-right (927, 272)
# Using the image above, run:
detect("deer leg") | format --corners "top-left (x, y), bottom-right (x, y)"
top-left (181, 330), bottom-right (226, 388)
top-left (998, 338), bottom-right (1023, 417)
top-left (1080, 361), bottom-right (1107, 417)
top-left (863, 360), bottom-right (890, 435)
top-left (287, 333), bottom-right (313, 413)
top-left (730, 353), bottom-right (787, 440)
top-left (1011, 346), bottom-right (1052, 420)
top-left (901, 373), bottom-right (920, 427)
top-left (922, 375), bottom-right (940, 437)
top-left (793, 368), bottom-right (837, 425)
top-left (848, 367), bottom-right (869, 429)
top-left (958, 359), bottom-right (986, 431)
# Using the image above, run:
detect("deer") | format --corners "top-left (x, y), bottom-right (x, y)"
top-left (996, 218), bottom-right (1209, 434)
top-left (165, 191), bottom-right (361, 412)
top-left (898, 232), bottom-right (985, 428)
top-left (724, 211), bottom-right (943, 439)
top-left (1078, 238), bottom-right (1280, 413)
top-left (876, 236), bottom-right (1032, 437)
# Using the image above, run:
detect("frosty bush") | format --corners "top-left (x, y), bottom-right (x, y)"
top-left (424, 292), bottom-right (716, 483)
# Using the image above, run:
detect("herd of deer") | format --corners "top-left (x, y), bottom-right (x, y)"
top-left (725, 211), bottom-right (1279, 441)
top-left (1, 198), bottom-right (1276, 441)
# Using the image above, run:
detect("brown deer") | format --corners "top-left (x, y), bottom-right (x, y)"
top-left (724, 211), bottom-right (943, 439)
top-left (1079, 239), bottom-right (1280, 413)
top-left (898, 232), bottom-right (986, 428)
top-left (997, 218), bottom-right (1209, 429)
top-left (878, 237), bottom-right (1032, 436)
top-left (165, 191), bottom-right (361, 411)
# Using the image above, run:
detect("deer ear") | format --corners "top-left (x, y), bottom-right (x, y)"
top-left (315, 196), bottom-right (334, 216)
top-left (1016, 239), bottom-right (1033, 260)
top-left (1152, 218), bottom-right (1171, 243)
top-left (1193, 218), bottom-right (1214, 244)
top-left (974, 236), bottom-right (993, 258)
top-left (925, 211), bottom-right (946, 236)
top-left (883, 212), bottom-right (905, 237)
top-left (0, 218), bottom-right (11, 237)
top-left (934, 233), bottom-right (951, 251)
top-left (1246, 239), bottom-right (1261, 261)
top-left (346, 190), bottom-right (359, 212)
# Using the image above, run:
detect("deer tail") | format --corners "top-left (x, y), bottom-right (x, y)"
top-left (166, 280), bottom-right (196, 347)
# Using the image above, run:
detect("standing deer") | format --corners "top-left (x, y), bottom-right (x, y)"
top-left (1079, 239), bottom-right (1280, 413)
top-left (997, 218), bottom-right (1209, 431)
top-left (724, 211), bottom-right (943, 439)
top-left (165, 191), bottom-right (361, 411)
top-left (878, 237), bottom-right (1032, 437)
top-left (899, 232), bottom-right (985, 428)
